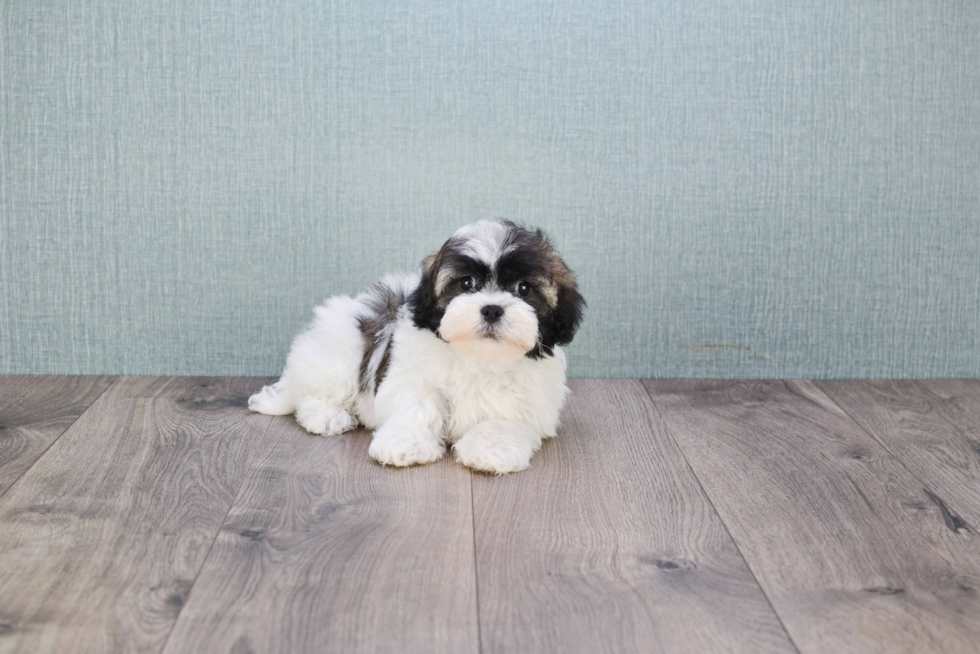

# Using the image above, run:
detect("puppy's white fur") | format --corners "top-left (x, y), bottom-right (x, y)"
top-left (249, 221), bottom-right (581, 474)
top-left (440, 290), bottom-right (538, 363)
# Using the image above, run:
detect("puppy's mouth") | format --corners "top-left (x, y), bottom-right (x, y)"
top-left (480, 329), bottom-right (500, 341)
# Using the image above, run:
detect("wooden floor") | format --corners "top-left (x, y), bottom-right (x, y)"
top-left (1, 378), bottom-right (979, 653)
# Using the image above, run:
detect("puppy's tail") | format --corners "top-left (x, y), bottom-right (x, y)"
top-left (248, 380), bottom-right (295, 415)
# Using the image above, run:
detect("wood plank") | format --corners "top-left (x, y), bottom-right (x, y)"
top-left (644, 380), bottom-right (980, 654)
top-left (817, 379), bottom-right (980, 529)
top-left (0, 376), bottom-right (274, 654)
top-left (163, 416), bottom-right (478, 653)
top-left (472, 380), bottom-right (795, 654)
top-left (0, 376), bottom-right (115, 495)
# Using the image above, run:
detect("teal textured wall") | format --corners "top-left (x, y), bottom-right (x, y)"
top-left (1, 1), bottom-right (978, 378)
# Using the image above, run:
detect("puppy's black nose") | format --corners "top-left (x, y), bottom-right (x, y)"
top-left (481, 304), bottom-right (504, 324)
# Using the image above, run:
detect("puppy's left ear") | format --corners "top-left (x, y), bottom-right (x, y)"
top-left (409, 252), bottom-right (442, 332)
top-left (549, 280), bottom-right (585, 347)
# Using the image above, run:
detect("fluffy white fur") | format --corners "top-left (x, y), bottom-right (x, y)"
top-left (439, 290), bottom-right (539, 364)
top-left (249, 221), bottom-right (580, 474)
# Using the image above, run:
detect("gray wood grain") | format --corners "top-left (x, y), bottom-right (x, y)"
top-left (0, 376), bottom-right (274, 654)
top-left (644, 380), bottom-right (980, 654)
top-left (817, 379), bottom-right (980, 530)
top-left (472, 379), bottom-right (795, 654)
top-left (163, 416), bottom-right (479, 654)
top-left (0, 375), bottom-right (115, 495)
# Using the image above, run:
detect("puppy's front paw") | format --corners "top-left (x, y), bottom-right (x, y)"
top-left (369, 427), bottom-right (445, 467)
top-left (452, 421), bottom-right (541, 475)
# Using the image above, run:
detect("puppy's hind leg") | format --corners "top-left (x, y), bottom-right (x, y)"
top-left (295, 397), bottom-right (358, 436)
top-left (253, 294), bottom-right (365, 434)
top-left (248, 380), bottom-right (295, 416)
top-left (249, 379), bottom-right (357, 437)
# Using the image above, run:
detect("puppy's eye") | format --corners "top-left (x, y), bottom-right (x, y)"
top-left (459, 276), bottom-right (475, 291)
top-left (516, 281), bottom-right (531, 297)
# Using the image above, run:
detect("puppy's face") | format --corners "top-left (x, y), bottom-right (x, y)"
top-left (409, 221), bottom-right (584, 364)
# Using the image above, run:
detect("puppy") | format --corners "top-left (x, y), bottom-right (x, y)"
top-left (248, 220), bottom-right (584, 474)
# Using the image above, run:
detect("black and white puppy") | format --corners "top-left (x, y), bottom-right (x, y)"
top-left (249, 220), bottom-right (584, 474)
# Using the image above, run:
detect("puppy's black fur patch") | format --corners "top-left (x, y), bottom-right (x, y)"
top-left (357, 279), bottom-right (407, 393)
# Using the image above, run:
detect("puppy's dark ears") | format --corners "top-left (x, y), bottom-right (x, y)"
top-left (541, 278), bottom-right (585, 353)
top-left (409, 252), bottom-right (442, 332)
top-left (530, 265), bottom-right (585, 359)
top-left (550, 282), bottom-right (585, 347)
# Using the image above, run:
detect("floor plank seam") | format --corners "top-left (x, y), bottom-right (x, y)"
top-left (639, 381), bottom-right (804, 654)
top-left (0, 375), bottom-right (119, 503)
top-left (469, 471), bottom-right (484, 654)
top-left (157, 412), bottom-right (278, 654)
top-left (816, 382), bottom-right (979, 535)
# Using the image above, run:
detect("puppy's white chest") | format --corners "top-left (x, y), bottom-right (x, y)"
top-left (443, 365), bottom-right (536, 441)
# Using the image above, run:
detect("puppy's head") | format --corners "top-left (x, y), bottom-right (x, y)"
top-left (409, 221), bottom-right (584, 364)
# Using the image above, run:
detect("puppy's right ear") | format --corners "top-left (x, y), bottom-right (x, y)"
top-left (409, 252), bottom-right (443, 333)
